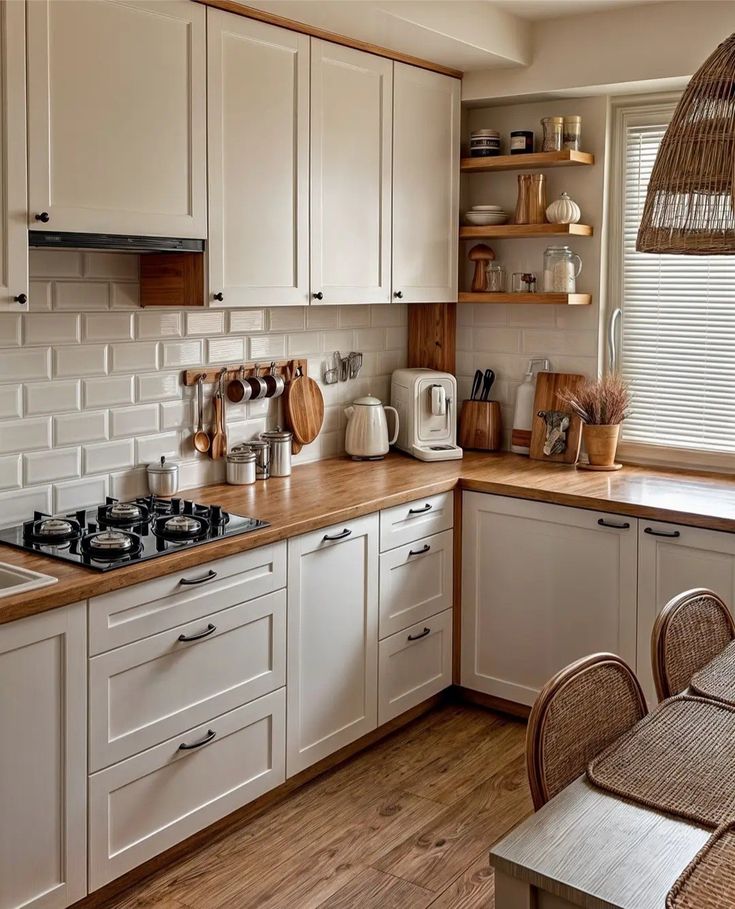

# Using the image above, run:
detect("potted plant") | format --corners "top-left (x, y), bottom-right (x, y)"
top-left (558, 374), bottom-right (631, 470)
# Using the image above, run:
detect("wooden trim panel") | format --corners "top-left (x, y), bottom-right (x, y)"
top-left (193, 0), bottom-right (463, 79)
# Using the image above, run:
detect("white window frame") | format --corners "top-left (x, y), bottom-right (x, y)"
top-left (607, 93), bottom-right (735, 475)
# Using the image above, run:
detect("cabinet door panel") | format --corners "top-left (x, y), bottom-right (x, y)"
top-left (207, 11), bottom-right (309, 307)
top-left (638, 520), bottom-right (735, 703)
top-left (393, 64), bottom-right (459, 303)
top-left (27, 0), bottom-right (206, 237)
top-left (310, 40), bottom-right (392, 305)
top-left (287, 514), bottom-right (378, 775)
top-left (0, 603), bottom-right (86, 909)
top-left (461, 493), bottom-right (637, 706)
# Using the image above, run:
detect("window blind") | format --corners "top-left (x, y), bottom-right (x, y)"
top-left (620, 111), bottom-right (735, 453)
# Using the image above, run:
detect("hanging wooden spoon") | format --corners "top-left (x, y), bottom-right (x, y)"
top-left (210, 372), bottom-right (228, 460)
top-left (193, 374), bottom-right (210, 454)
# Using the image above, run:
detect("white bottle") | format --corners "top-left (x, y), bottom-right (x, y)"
top-left (511, 358), bottom-right (551, 454)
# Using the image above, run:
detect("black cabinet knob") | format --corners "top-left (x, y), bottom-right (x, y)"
top-left (35, 212), bottom-right (50, 223)
top-left (213, 291), bottom-right (224, 302)
top-left (14, 293), bottom-right (27, 305)
top-left (313, 292), bottom-right (323, 300)
top-left (394, 290), bottom-right (403, 299)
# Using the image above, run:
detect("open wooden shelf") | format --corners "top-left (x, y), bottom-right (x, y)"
top-left (459, 223), bottom-right (593, 240)
top-left (458, 292), bottom-right (592, 306)
top-left (461, 150), bottom-right (595, 173)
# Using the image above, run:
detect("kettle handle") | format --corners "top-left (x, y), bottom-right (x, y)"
top-left (384, 406), bottom-right (400, 446)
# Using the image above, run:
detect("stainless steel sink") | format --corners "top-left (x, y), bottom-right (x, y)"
top-left (0, 562), bottom-right (57, 598)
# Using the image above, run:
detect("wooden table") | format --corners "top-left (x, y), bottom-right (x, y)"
top-left (490, 775), bottom-right (711, 909)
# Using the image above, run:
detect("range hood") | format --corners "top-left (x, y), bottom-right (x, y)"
top-left (29, 230), bottom-right (204, 253)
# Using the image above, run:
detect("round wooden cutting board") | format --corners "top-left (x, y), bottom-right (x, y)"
top-left (285, 369), bottom-right (324, 454)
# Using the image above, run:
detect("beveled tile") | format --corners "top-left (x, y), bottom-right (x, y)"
top-left (249, 335), bottom-right (286, 360)
top-left (0, 454), bottom-right (21, 490)
top-left (161, 399), bottom-right (194, 431)
top-left (83, 313), bottom-right (134, 342)
top-left (162, 340), bottom-right (203, 368)
top-left (207, 337), bottom-right (244, 363)
top-left (29, 249), bottom-right (83, 278)
top-left (0, 348), bottom-right (51, 382)
top-left (135, 431), bottom-right (179, 465)
top-left (110, 341), bottom-right (158, 373)
top-left (54, 475), bottom-right (110, 513)
top-left (55, 411), bottom-right (108, 446)
top-left (24, 313), bottom-right (80, 345)
top-left (25, 380), bottom-right (80, 416)
top-left (84, 439), bottom-right (135, 474)
top-left (83, 252), bottom-right (139, 280)
top-left (136, 311), bottom-right (182, 340)
top-left (24, 447), bottom-right (80, 484)
top-left (0, 486), bottom-right (51, 528)
top-left (136, 372), bottom-right (181, 403)
top-left (0, 385), bottom-right (22, 419)
top-left (54, 281), bottom-right (110, 310)
top-left (0, 314), bottom-right (21, 346)
top-left (110, 404), bottom-right (159, 438)
top-left (229, 310), bottom-right (265, 333)
top-left (186, 311), bottom-right (225, 336)
top-left (54, 344), bottom-right (106, 377)
top-left (111, 282), bottom-right (140, 309)
top-left (83, 375), bottom-right (134, 408)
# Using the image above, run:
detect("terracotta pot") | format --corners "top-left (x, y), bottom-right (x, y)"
top-left (583, 423), bottom-right (620, 468)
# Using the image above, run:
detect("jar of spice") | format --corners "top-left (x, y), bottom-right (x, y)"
top-left (543, 246), bottom-right (583, 293)
top-left (470, 129), bottom-right (500, 157)
top-left (510, 130), bottom-right (534, 154)
top-left (563, 116), bottom-right (582, 150)
top-left (541, 116), bottom-right (564, 152)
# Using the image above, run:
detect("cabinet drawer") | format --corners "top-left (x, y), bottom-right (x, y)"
top-left (89, 589), bottom-right (285, 771)
top-left (378, 609), bottom-right (452, 725)
top-left (379, 530), bottom-right (453, 638)
top-left (380, 491), bottom-right (453, 551)
top-left (89, 543), bottom-right (286, 654)
top-left (89, 688), bottom-right (286, 890)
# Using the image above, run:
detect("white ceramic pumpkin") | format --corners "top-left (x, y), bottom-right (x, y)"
top-left (546, 191), bottom-right (581, 224)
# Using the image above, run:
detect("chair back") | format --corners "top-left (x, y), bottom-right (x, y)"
top-left (526, 653), bottom-right (647, 810)
top-left (651, 587), bottom-right (735, 701)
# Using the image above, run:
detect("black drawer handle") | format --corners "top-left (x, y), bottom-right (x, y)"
top-left (179, 569), bottom-right (217, 586)
top-left (408, 504), bottom-right (432, 515)
top-left (408, 544), bottom-right (431, 557)
top-left (178, 729), bottom-right (216, 751)
top-left (597, 519), bottom-right (630, 529)
top-left (323, 528), bottom-right (351, 542)
top-left (178, 623), bottom-right (216, 643)
top-left (408, 627), bottom-right (431, 641)
top-left (644, 527), bottom-right (681, 538)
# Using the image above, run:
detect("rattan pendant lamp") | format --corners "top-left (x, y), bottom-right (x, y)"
top-left (637, 32), bottom-right (735, 255)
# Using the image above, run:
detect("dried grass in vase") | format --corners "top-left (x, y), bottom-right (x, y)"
top-left (557, 374), bottom-right (631, 426)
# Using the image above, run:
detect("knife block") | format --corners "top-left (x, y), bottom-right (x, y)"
top-left (459, 400), bottom-right (503, 451)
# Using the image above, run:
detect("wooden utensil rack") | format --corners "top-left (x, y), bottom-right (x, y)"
top-left (182, 359), bottom-right (308, 386)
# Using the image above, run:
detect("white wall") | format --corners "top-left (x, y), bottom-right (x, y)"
top-left (457, 95), bottom-right (609, 445)
top-left (0, 250), bottom-right (407, 524)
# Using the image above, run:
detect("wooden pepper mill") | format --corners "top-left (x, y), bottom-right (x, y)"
top-left (468, 244), bottom-right (496, 292)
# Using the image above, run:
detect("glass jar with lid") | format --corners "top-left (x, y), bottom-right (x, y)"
top-left (541, 116), bottom-right (564, 152)
top-left (543, 246), bottom-right (582, 293)
top-left (486, 263), bottom-right (506, 293)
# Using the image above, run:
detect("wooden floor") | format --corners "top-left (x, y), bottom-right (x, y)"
top-left (103, 704), bottom-right (531, 909)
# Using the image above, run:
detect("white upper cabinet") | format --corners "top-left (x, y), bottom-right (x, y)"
top-left (207, 11), bottom-right (309, 307)
top-left (26, 0), bottom-right (207, 238)
top-left (310, 40), bottom-right (392, 305)
top-left (0, 0), bottom-right (27, 311)
top-left (392, 64), bottom-right (459, 303)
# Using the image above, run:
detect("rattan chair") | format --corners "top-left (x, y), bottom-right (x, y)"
top-left (526, 653), bottom-right (648, 810)
top-left (651, 588), bottom-right (735, 702)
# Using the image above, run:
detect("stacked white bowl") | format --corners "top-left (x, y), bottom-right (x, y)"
top-left (464, 204), bottom-right (509, 226)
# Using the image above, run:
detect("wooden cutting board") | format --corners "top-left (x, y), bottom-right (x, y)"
top-left (285, 370), bottom-right (324, 455)
top-left (530, 372), bottom-right (584, 464)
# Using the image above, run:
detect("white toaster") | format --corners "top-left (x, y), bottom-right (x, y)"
top-left (390, 368), bottom-right (463, 461)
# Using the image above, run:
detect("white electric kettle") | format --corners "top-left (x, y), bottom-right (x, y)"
top-left (344, 395), bottom-right (399, 460)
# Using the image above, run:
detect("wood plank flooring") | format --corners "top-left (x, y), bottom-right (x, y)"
top-left (101, 705), bottom-right (531, 909)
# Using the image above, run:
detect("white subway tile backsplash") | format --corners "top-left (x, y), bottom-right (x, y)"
top-left (110, 341), bottom-right (158, 373)
top-left (84, 439), bottom-right (134, 474)
top-left (111, 282), bottom-right (140, 309)
top-left (83, 252), bottom-right (138, 280)
top-left (306, 308), bottom-right (337, 330)
top-left (54, 475), bottom-right (109, 513)
top-left (0, 315), bottom-right (21, 346)
top-left (162, 339), bottom-right (202, 368)
top-left (229, 310), bottom-right (265, 334)
top-left (110, 404), bottom-right (159, 438)
top-left (137, 311), bottom-right (182, 340)
top-left (0, 385), bottom-right (21, 420)
top-left (0, 455), bottom-right (20, 490)
top-left (521, 329), bottom-right (597, 357)
top-left (339, 306), bottom-right (371, 329)
top-left (135, 431), bottom-right (179, 465)
top-left (0, 347), bottom-right (51, 381)
top-left (385, 326), bottom-right (407, 351)
top-left (137, 372), bottom-right (180, 403)
top-left (29, 281), bottom-right (52, 311)
top-left (161, 399), bottom-right (194, 431)
top-left (178, 457), bottom-right (225, 490)
top-left (186, 311), bottom-right (225, 336)
top-left (269, 308), bottom-right (305, 331)
top-left (355, 328), bottom-right (386, 352)
top-left (287, 332), bottom-right (322, 356)
top-left (249, 335), bottom-right (286, 360)
top-left (24, 313), bottom-right (80, 346)
top-left (54, 411), bottom-right (108, 446)
top-left (29, 249), bottom-right (83, 278)
top-left (55, 343), bottom-right (106, 377)
top-left (371, 303), bottom-right (407, 327)
top-left (226, 419), bottom-right (267, 447)
top-left (55, 281), bottom-right (110, 310)
top-left (109, 467), bottom-right (148, 500)
top-left (25, 380), bottom-right (80, 416)
top-left (208, 337), bottom-right (244, 363)
top-left (83, 375), bottom-right (134, 408)
top-left (323, 330), bottom-right (354, 352)
top-left (24, 447), bottom-right (80, 484)
top-left (83, 313), bottom-right (134, 342)
top-left (0, 486), bottom-right (51, 528)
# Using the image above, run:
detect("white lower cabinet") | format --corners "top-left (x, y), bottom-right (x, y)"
top-left (0, 603), bottom-right (87, 909)
top-left (287, 514), bottom-right (379, 776)
top-left (461, 493), bottom-right (638, 707)
top-left (89, 688), bottom-right (285, 890)
top-left (637, 519), bottom-right (735, 702)
top-left (378, 608), bottom-right (452, 724)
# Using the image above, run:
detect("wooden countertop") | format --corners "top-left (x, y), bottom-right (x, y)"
top-left (2, 450), bottom-right (735, 625)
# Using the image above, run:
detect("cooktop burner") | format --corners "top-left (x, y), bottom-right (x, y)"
top-left (0, 498), bottom-right (269, 572)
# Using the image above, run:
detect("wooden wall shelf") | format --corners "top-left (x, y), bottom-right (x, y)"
top-left (458, 292), bottom-right (592, 306)
top-left (460, 223), bottom-right (593, 240)
top-left (460, 150), bottom-right (595, 173)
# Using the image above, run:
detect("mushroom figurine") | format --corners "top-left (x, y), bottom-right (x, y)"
top-left (469, 244), bottom-right (496, 292)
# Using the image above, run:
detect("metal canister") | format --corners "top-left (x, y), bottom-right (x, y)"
top-left (239, 439), bottom-right (270, 480)
top-left (260, 427), bottom-right (292, 477)
top-left (226, 449), bottom-right (256, 485)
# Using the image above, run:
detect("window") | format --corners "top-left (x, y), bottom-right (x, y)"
top-left (614, 100), bottom-right (735, 462)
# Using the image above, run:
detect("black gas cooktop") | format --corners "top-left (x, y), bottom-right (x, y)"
top-left (0, 496), bottom-right (269, 572)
